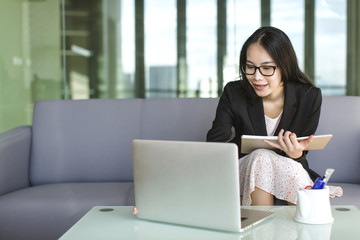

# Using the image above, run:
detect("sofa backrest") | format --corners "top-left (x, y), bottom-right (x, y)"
top-left (30, 98), bottom-right (219, 185)
top-left (308, 96), bottom-right (360, 184)
top-left (30, 96), bottom-right (360, 185)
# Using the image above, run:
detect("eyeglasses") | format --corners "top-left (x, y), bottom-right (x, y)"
top-left (241, 64), bottom-right (277, 77)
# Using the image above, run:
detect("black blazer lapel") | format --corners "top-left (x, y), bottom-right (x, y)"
top-left (274, 83), bottom-right (297, 135)
top-left (247, 98), bottom-right (267, 136)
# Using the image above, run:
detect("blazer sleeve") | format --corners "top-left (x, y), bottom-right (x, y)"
top-left (302, 88), bottom-right (322, 137)
top-left (206, 84), bottom-right (235, 142)
top-left (293, 87), bottom-right (322, 171)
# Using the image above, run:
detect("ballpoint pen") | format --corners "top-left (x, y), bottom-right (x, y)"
top-left (312, 168), bottom-right (335, 189)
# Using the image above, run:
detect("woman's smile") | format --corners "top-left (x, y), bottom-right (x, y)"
top-left (252, 83), bottom-right (268, 91)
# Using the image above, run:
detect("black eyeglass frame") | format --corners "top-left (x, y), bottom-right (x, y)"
top-left (241, 64), bottom-right (278, 77)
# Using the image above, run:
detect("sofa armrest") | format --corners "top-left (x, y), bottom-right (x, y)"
top-left (0, 126), bottom-right (32, 195)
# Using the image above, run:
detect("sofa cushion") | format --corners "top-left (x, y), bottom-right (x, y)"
top-left (30, 99), bottom-right (142, 185)
top-left (0, 182), bottom-right (134, 240)
top-left (30, 98), bottom-right (220, 186)
top-left (329, 182), bottom-right (360, 207)
top-left (307, 96), bottom-right (360, 183)
top-left (0, 126), bottom-right (31, 195)
top-left (140, 98), bottom-right (219, 141)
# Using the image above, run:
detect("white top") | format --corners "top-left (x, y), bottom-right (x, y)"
top-left (265, 112), bottom-right (282, 136)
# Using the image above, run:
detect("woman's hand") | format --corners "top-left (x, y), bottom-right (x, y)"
top-left (264, 129), bottom-right (314, 159)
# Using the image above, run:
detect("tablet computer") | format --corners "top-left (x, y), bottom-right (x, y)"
top-left (240, 134), bottom-right (333, 154)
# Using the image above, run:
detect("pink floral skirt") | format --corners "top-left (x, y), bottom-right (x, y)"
top-left (239, 149), bottom-right (342, 205)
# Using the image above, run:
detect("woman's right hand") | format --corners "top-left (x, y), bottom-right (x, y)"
top-left (264, 129), bottom-right (313, 159)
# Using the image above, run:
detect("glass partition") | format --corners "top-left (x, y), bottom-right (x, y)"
top-left (272, 0), bottom-right (305, 70)
top-left (145, 0), bottom-right (176, 98)
top-left (315, 0), bottom-right (346, 95)
top-left (226, 0), bottom-right (260, 86)
top-left (0, 0), bottom-right (61, 132)
top-left (187, 0), bottom-right (217, 97)
top-left (0, 0), bottom-right (351, 133)
top-left (62, 0), bottom-right (136, 99)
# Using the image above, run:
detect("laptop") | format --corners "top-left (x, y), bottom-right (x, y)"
top-left (132, 139), bottom-right (273, 232)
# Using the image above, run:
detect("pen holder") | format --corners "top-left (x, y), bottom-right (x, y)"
top-left (294, 186), bottom-right (334, 224)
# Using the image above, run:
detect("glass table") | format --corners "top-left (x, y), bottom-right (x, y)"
top-left (59, 205), bottom-right (360, 240)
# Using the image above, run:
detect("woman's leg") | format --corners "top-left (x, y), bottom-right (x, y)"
top-left (250, 187), bottom-right (274, 205)
top-left (240, 149), bottom-right (313, 205)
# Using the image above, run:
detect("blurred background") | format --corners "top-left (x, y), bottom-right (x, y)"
top-left (0, 0), bottom-right (355, 132)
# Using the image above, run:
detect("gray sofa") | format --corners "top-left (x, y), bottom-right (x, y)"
top-left (0, 97), bottom-right (359, 240)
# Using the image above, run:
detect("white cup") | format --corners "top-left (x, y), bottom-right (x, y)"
top-left (294, 186), bottom-right (334, 224)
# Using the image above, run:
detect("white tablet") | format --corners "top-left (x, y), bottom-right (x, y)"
top-left (240, 134), bottom-right (333, 154)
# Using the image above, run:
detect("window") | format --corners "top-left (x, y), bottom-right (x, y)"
top-left (0, 0), bottom-right (61, 132)
top-left (272, 0), bottom-right (305, 70)
top-left (120, 0), bottom-right (136, 98)
top-left (315, 0), bottom-right (346, 95)
top-left (0, 0), bottom-right (353, 133)
top-left (226, 0), bottom-right (260, 86)
top-left (145, 0), bottom-right (176, 98)
top-left (187, 0), bottom-right (217, 97)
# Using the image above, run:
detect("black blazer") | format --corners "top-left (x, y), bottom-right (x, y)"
top-left (206, 80), bottom-right (322, 181)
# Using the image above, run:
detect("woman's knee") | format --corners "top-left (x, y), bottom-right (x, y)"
top-left (248, 149), bottom-right (276, 161)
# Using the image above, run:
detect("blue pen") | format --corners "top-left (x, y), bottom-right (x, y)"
top-left (312, 177), bottom-right (325, 189)
top-left (312, 168), bottom-right (334, 189)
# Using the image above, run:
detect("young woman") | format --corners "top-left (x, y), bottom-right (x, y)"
top-left (207, 26), bottom-right (342, 205)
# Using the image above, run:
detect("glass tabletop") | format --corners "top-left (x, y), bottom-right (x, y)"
top-left (60, 205), bottom-right (360, 240)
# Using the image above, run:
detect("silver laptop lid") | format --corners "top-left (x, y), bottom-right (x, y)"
top-left (132, 139), bottom-right (241, 232)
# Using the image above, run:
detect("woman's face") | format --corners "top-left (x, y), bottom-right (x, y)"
top-left (245, 43), bottom-right (283, 101)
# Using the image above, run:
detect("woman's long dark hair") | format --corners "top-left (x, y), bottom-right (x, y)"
top-left (239, 26), bottom-right (313, 100)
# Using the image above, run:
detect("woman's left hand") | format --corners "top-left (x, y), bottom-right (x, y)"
top-left (264, 129), bottom-right (314, 159)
